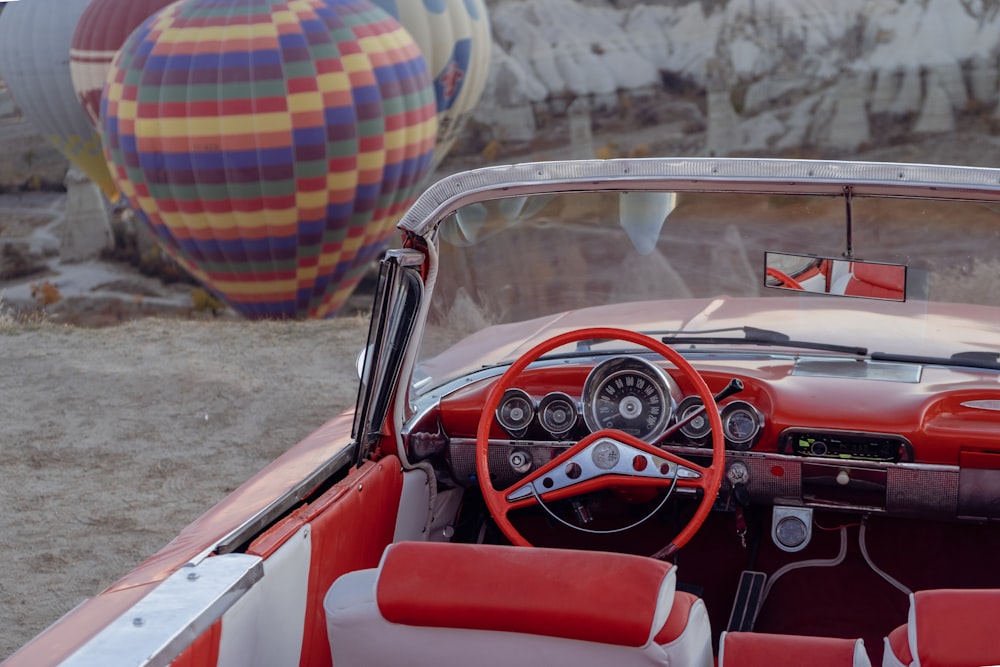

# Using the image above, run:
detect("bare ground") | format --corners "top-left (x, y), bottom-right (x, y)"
top-left (0, 317), bottom-right (370, 660)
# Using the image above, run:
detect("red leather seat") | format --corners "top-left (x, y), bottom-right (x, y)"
top-left (718, 631), bottom-right (871, 667)
top-left (882, 589), bottom-right (1000, 667)
top-left (324, 541), bottom-right (713, 667)
top-left (839, 262), bottom-right (905, 300)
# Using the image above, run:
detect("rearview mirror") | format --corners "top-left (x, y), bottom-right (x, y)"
top-left (764, 252), bottom-right (907, 302)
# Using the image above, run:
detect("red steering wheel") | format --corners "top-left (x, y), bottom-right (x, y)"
top-left (476, 327), bottom-right (725, 559)
top-left (766, 266), bottom-right (805, 290)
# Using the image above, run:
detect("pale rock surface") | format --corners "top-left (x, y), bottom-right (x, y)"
top-left (914, 75), bottom-right (957, 134)
top-left (478, 0), bottom-right (1000, 155)
top-left (969, 57), bottom-right (999, 106)
top-left (889, 67), bottom-right (923, 116)
top-left (59, 166), bottom-right (113, 262)
top-left (827, 75), bottom-right (871, 152)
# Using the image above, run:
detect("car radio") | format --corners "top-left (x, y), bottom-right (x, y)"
top-left (778, 428), bottom-right (912, 462)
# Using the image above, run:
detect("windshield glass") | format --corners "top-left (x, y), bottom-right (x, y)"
top-left (414, 188), bottom-right (1000, 393)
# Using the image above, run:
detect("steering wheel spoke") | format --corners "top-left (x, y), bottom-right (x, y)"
top-left (503, 433), bottom-right (703, 504)
top-left (477, 327), bottom-right (726, 556)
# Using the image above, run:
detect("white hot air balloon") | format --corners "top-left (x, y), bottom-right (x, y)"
top-left (371, 0), bottom-right (492, 174)
top-left (0, 0), bottom-right (119, 199)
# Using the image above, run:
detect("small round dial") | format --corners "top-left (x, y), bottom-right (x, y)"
top-left (538, 393), bottom-right (577, 437)
top-left (496, 389), bottom-right (534, 435)
top-left (677, 396), bottom-right (711, 442)
top-left (721, 401), bottom-right (764, 450)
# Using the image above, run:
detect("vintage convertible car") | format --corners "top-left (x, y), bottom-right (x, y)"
top-left (8, 157), bottom-right (1000, 666)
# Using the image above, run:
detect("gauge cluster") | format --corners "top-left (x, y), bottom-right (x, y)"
top-left (493, 354), bottom-right (764, 451)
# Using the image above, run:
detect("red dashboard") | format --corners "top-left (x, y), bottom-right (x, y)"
top-left (405, 355), bottom-right (1000, 521)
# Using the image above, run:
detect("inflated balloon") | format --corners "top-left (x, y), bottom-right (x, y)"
top-left (102, 0), bottom-right (437, 319)
top-left (0, 0), bottom-right (119, 199)
top-left (70, 0), bottom-right (179, 129)
top-left (371, 0), bottom-right (491, 173)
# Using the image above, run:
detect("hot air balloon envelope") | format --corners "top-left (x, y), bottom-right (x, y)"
top-left (70, 0), bottom-right (180, 129)
top-left (0, 0), bottom-right (119, 199)
top-left (371, 0), bottom-right (491, 173)
top-left (101, 0), bottom-right (437, 319)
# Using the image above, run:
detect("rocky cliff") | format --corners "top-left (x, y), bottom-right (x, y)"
top-left (470, 0), bottom-right (1000, 163)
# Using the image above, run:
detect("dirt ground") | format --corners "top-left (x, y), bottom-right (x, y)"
top-left (0, 317), bottom-right (370, 660)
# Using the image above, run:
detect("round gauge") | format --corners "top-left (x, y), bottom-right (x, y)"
top-left (721, 401), bottom-right (764, 450)
top-left (677, 396), bottom-right (711, 442)
top-left (775, 515), bottom-right (809, 550)
top-left (581, 357), bottom-right (680, 441)
top-left (592, 440), bottom-right (621, 470)
top-left (538, 393), bottom-right (577, 437)
top-left (496, 389), bottom-right (534, 435)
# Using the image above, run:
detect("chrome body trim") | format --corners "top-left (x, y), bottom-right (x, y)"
top-left (961, 399), bottom-right (1000, 411)
top-left (211, 444), bottom-right (353, 557)
top-left (61, 554), bottom-right (263, 667)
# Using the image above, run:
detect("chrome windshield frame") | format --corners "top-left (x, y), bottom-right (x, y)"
top-left (399, 157), bottom-right (1000, 240)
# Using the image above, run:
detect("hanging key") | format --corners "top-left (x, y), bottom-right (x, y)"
top-left (735, 504), bottom-right (748, 549)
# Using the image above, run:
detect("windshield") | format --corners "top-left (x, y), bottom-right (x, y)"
top-left (414, 187), bottom-right (1000, 393)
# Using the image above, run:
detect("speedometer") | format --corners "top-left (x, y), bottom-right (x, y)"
top-left (581, 356), bottom-right (681, 441)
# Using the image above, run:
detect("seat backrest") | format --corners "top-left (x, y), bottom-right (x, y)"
top-left (719, 631), bottom-right (871, 667)
top-left (324, 541), bottom-right (713, 667)
top-left (883, 589), bottom-right (1000, 667)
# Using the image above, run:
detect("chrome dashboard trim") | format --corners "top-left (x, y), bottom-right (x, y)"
top-left (449, 437), bottom-right (962, 516)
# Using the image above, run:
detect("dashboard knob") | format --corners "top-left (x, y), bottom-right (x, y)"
top-left (509, 450), bottom-right (532, 474)
top-left (836, 469), bottom-right (850, 486)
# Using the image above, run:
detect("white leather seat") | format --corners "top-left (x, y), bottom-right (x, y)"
top-left (882, 589), bottom-right (1000, 667)
top-left (324, 541), bottom-right (713, 667)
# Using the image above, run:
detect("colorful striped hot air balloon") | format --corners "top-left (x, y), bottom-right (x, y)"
top-left (101, 0), bottom-right (437, 319)
top-left (371, 0), bottom-right (491, 173)
top-left (0, 0), bottom-right (119, 199)
top-left (70, 0), bottom-right (179, 129)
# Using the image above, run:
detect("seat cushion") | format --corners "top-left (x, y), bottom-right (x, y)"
top-left (325, 541), bottom-right (713, 667)
top-left (883, 589), bottom-right (1000, 667)
top-left (882, 623), bottom-right (911, 667)
top-left (719, 631), bottom-right (871, 667)
top-left (375, 541), bottom-right (675, 646)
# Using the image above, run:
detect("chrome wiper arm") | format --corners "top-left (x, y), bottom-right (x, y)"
top-left (870, 351), bottom-right (1000, 371)
top-left (658, 326), bottom-right (867, 356)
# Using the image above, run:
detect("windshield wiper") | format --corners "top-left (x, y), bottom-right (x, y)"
top-left (657, 326), bottom-right (868, 356)
top-left (870, 350), bottom-right (1000, 371)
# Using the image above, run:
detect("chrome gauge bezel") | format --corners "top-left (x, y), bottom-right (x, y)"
top-left (496, 388), bottom-right (535, 436)
top-left (676, 395), bottom-right (711, 442)
top-left (538, 392), bottom-right (578, 437)
top-left (581, 356), bottom-right (681, 441)
top-left (721, 400), bottom-right (764, 450)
